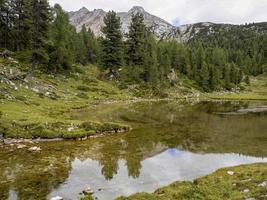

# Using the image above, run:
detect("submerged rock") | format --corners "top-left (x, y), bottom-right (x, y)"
top-left (83, 186), bottom-right (94, 195)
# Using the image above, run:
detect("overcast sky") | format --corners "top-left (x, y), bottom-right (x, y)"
top-left (49, 0), bottom-right (267, 26)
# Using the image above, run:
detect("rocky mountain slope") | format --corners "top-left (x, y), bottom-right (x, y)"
top-left (69, 6), bottom-right (267, 42)
top-left (68, 6), bottom-right (177, 39)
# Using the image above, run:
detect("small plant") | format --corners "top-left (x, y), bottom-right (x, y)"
top-left (77, 92), bottom-right (89, 99)
top-left (77, 85), bottom-right (91, 92)
top-left (15, 95), bottom-right (27, 101)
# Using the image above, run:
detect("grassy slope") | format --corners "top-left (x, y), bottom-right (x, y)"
top-left (208, 75), bottom-right (267, 101)
top-left (117, 163), bottom-right (267, 200)
top-left (0, 59), bottom-right (131, 139)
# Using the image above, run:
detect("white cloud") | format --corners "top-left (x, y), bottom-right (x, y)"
top-left (49, 0), bottom-right (267, 25)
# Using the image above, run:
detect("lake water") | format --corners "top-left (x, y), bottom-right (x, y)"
top-left (1, 101), bottom-right (267, 200)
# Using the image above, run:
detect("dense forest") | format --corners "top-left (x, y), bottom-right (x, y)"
top-left (0, 0), bottom-right (266, 92)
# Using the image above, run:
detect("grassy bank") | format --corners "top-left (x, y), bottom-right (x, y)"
top-left (117, 163), bottom-right (267, 200)
top-left (208, 75), bottom-right (267, 101)
top-left (0, 58), bottom-right (132, 140)
top-left (1, 57), bottom-right (267, 139)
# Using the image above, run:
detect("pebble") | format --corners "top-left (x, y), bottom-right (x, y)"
top-left (227, 171), bottom-right (235, 176)
top-left (245, 198), bottom-right (256, 200)
top-left (50, 196), bottom-right (63, 200)
top-left (28, 146), bottom-right (41, 151)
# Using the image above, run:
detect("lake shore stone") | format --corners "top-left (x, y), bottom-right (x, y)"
top-left (83, 186), bottom-right (94, 195)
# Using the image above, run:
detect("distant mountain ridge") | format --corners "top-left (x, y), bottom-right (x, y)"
top-left (68, 6), bottom-right (267, 42)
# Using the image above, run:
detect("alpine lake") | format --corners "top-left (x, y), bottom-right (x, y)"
top-left (1, 100), bottom-right (267, 200)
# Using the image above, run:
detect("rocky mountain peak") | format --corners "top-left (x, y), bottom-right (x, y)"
top-left (129, 6), bottom-right (146, 14)
top-left (78, 7), bottom-right (89, 13)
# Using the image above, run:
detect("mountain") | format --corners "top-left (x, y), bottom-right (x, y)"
top-left (68, 6), bottom-right (176, 38)
top-left (68, 6), bottom-right (267, 42)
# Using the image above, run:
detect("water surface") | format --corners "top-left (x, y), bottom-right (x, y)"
top-left (0, 101), bottom-right (267, 200)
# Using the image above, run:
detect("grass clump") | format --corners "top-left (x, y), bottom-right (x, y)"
top-left (77, 85), bottom-right (91, 92)
top-left (117, 163), bottom-right (267, 200)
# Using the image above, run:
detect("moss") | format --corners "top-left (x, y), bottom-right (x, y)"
top-left (117, 163), bottom-right (267, 200)
top-left (80, 195), bottom-right (94, 200)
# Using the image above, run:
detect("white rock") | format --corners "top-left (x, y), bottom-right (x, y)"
top-left (17, 144), bottom-right (27, 149)
top-left (243, 189), bottom-right (250, 193)
top-left (83, 187), bottom-right (94, 195)
top-left (50, 196), bottom-right (63, 200)
top-left (227, 171), bottom-right (235, 176)
top-left (28, 146), bottom-right (41, 151)
top-left (258, 181), bottom-right (267, 187)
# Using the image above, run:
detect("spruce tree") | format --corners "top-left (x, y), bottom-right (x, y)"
top-left (10, 0), bottom-right (32, 51)
top-left (101, 11), bottom-right (123, 74)
top-left (126, 12), bottom-right (146, 66)
top-left (26, 0), bottom-right (51, 77)
top-left (143, 32), bottom-right (158, 84)
top-left (199, 62), bottom-right (209, 91)
top-left (49, 4), bottom-right (75, 70)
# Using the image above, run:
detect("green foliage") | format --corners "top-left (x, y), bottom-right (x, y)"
top-left (0, 1), bottom-right (265, 92)
top-left (126, 13), bottom-right (146, 66)
top-left (101, 11), bottom-right (123, 72)
top-left (48, 4), bottom-right (75, 70)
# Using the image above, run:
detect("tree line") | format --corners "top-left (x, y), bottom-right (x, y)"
top-left (1, 0), bottom-right (266, 91)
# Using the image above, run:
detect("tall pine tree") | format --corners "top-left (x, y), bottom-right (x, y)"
top-left (101, 11), bottom-right (123, 75)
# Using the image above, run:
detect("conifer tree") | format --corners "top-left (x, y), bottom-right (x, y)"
top-left (101, 11), bottom-right (123, 74)
top-left (143, 32), bottom-right (158, 84)
top-left (26, 0), bottom-right (51, 77)
top-left (49, 4), bottom-right (75, 70)
top-left (126, 12), bottom-right (146, 66)
top-left (199, 62), bottom-right (209, 91)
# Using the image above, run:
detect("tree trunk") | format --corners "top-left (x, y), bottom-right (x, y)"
top-left (25, 54), bottom-right (37, 79)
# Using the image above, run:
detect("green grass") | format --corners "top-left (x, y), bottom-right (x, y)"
top-left (117, 163), bottom-right (267, 200)
top-left (208, 75), bottom-right (267, 101)
top-left (0, 60), bottom-right (131, 139)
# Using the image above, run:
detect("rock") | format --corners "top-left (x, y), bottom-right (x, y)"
top-left (28, 146), bottom-right (41, 151)
top-left (243, 189), bottom-right (250, 193)
top-left (50, 196), bottom-right (63, 200)
top-left (17, 144), bottom-right (27, 149)
top-left (83, 187), bottom-right (94, 195)
top-left (258, 181), bottom-right (267, 187)
top-left (227, 171), bottom-right (235, 176)
top-left (245, 198), bottom-right (256, 200)
top-left (31, 87), bottom-right (40, 93)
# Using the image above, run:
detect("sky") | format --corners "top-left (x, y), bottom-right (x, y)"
top-left (49, 0), bottom-right (267, 26)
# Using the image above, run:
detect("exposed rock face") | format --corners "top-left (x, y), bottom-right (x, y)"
top-left (69, 6), bottom-right (267, 42)
top-left (68, 6), bottom-right (176, 38)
